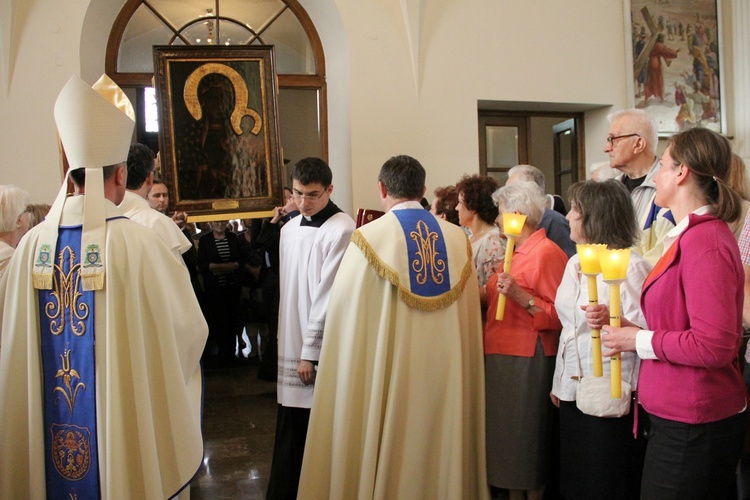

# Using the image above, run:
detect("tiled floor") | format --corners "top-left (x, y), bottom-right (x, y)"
top-left (191, 357), bottom-right (277, 500)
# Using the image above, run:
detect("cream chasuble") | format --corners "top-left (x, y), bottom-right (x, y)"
top-left (299, 206), bottom-right (489, 499)
top-left (0, 196), bottom-right (207, 499)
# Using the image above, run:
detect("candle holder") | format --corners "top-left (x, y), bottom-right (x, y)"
top-left (598, 247), bottom-right (631, 398)
top-left (577, 244), bottom-right (607, 377)
top-left (495, 212), bottom-right (527, 321)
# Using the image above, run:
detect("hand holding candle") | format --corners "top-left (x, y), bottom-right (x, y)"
top-left (576, 244), bottom-right (606, 377)
top-left (495, 212), bottom-right (527, 321)
top-left (598, 247), bottom-right (631, 398)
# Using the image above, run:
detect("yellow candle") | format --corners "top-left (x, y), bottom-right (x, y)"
top-left (495, 236), bottom-right (516, 321)
top-left (608, 283), bottom-right (622, 398)
top-left (599, 248), bottom-right (630, 281)
top-left (495, 212), bottom-right (527, 321)
top-left (502, 212), bottom-right (526, 237)
top-left (599, 247), bottom-right (631, 399)
top-left (577, 243), bottom-right (606, 275)
top-left (586, 275), bottom-right (603, 377)
top-left (577, 244), bottom-right (606, 377)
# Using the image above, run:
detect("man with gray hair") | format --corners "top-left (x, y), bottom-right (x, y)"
top-left (506, 164), bottom-right (575, 257)
top-left (604, 109), bottom-right (674, 263)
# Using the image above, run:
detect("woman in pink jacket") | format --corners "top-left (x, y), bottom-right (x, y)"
top-left (600, 127), bottom-right (746, 499)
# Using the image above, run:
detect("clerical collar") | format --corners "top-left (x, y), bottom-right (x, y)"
top-left (299, 200), bottom-right (342, 228)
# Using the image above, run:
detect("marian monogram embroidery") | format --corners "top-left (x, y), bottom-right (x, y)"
top-left (409, 220), bottom-right (446, 285)
top-left (45, 246), bottom-right (89, 336)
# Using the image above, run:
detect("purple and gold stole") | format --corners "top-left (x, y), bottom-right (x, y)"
top-left (39, 225), bottom-right (101, 499)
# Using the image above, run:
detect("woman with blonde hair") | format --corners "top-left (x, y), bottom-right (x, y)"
top-left (0, 185), bottom-right (30, 279)
top-left (25, 203), bottom-right (51, 229)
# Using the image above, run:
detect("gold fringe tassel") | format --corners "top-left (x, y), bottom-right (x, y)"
top-left (32, 272), bottom-right (53, 290)
top-left (82, 272), bottom-right (105, 291)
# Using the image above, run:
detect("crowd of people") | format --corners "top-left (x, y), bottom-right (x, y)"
top-left (1, 75), bottom-right (750, 500)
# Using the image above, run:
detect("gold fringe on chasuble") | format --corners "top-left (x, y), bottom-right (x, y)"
top-left (350, 229), bottom-right (474, 311)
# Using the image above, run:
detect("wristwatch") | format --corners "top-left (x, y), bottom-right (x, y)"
top-left (525, 297), bottom-right (535, 310)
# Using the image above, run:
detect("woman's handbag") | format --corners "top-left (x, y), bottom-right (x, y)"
top-left (575, 376), bottom-right (632, 418)
top-left (571, 306), bottom-right (635, 418)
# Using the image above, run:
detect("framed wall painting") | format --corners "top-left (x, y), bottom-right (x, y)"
top-left (625, 0), bottom-right (725, 136)
top-left (153, 45), bottom-right (283, 219)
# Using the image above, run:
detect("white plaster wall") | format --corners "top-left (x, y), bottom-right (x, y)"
top-left (327, 0), bottom-right (631, 210)
top-left (0, 0), bottom-right (744, 213)
top-left (297, 0), bottom-right (353, 213)
top-left (0, 0), bottom-right (90, 203)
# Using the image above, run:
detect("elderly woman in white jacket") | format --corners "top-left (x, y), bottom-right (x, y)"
top-left (551, 179), bottom-right (652, 500)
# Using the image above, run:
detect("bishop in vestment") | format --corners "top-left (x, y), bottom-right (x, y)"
top-left (0, 75), bottom-right (207, 499)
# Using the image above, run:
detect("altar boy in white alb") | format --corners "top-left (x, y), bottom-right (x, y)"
top-left (267, 157), bottom-right (355, 499)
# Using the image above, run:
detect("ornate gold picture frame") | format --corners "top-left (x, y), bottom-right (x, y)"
top-left (153, 45), bottom-right (283, 219)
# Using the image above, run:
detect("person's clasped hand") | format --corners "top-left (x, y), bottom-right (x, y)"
top-left (581, 303), bottom-right (610, 330)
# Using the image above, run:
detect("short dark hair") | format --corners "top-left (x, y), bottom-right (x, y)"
top-left (126, 143), bottom-right (156, 190)
top-left (433, 185), bottom-right (460, 225)
top-left (567, 179), bottom-right (639, 248)
top-left (69, 164), bottom-right (121, 187)
top-left (455, 174), bottom-right (499, 225)
top-left (291, 157), bottom-right (332, 187)
top-left (378, 155), bottom-right (426, 200)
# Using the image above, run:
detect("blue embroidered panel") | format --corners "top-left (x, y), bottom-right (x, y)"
top-left (393, 210), bottom-right (451, 297)
top-left (39, 226), bottom-right (101, 499)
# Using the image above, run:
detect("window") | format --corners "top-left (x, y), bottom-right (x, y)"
top-left (144, 87), bottom-right (158, 133)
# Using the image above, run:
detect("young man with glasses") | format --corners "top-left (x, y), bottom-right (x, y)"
top-left (267, 157), bottom-right (355, 500)
top-left (604, 109), bottom-right (675, 264)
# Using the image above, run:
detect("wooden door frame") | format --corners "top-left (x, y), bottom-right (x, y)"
top-left (478, 113), bottom-right (529, 178)
top-left (478, 110), bottom-right (585, 191)
top-left (552, 118), bottom-right (580, 194)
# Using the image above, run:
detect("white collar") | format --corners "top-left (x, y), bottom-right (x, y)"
top-left (662, 205), bottom-right (712, 254)
top-left (390, 200), bottom-right (424, 211)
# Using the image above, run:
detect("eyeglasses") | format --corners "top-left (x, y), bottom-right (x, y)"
top-left (292, 190), bottom-right (326, 201)
top-left (606, 133), bottom-right (640, 146)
